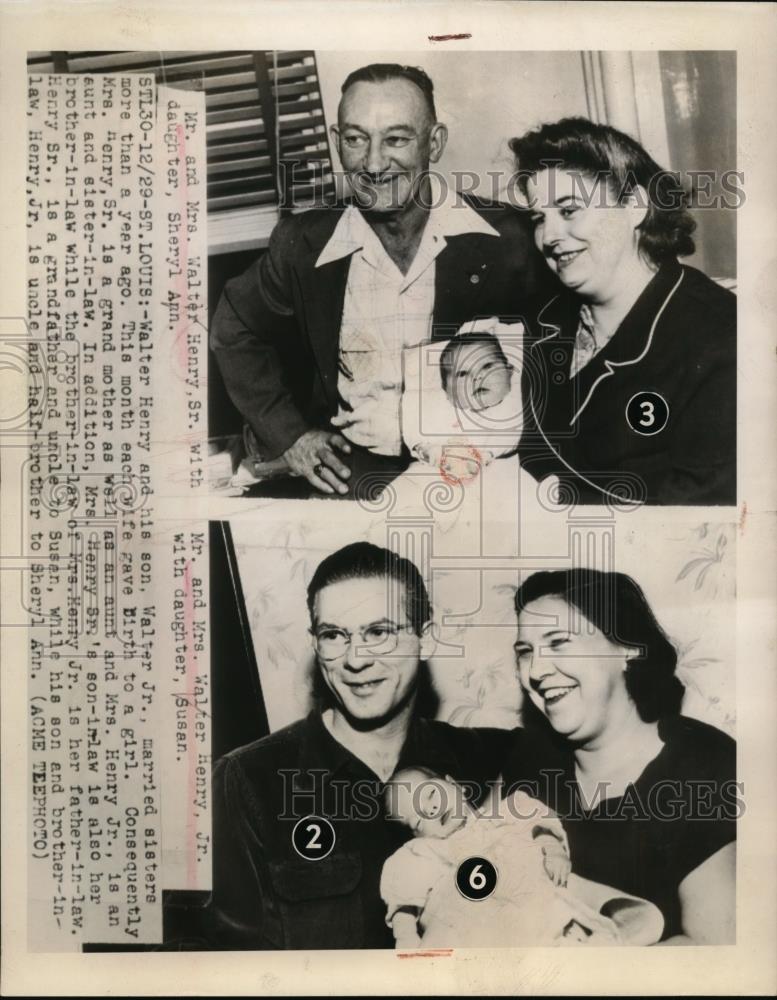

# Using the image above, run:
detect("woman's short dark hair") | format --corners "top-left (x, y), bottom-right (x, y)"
top-left (514, 568), bottom-right (684, 722)
top-left (341, 63), bottom-right (437, 121)
top-left (307, 541), bottom-right (431, 634)
top-left (509, 116), bottom-right (696, 266)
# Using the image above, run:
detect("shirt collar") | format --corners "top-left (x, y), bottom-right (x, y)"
top-left (298, 710), bottom-right (364, 778)
top-left (426, 184), bottom-right (501, 241)
top-left (578, 302), bottom-right (595, 333)
top-left (297, 710), bottom-right (472, 783)
top-left (314, 205), bottom-right (369, 268)
top-left (315, 184), bottom-right (499, 269)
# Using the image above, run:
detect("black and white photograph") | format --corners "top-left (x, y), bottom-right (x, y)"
top-left (201, 48), bottom-right (738, 506)
top-left (200, 515), bottom-right (737, 951)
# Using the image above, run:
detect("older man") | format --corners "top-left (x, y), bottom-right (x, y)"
top-left (210, 63), bottom-right (554, 496)
top-left (208, 542), bottom-right (511, 949)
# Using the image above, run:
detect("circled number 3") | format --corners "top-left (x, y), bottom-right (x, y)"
top-left (638, 400), bottom-right (655, 427)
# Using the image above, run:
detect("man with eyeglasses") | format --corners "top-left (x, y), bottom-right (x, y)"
top-left (210, 62), bottom-right (555, 498)
top-left (208, 542), bottom-right (512, 949)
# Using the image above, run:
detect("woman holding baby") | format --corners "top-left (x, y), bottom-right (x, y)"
top-left (503, 569), bottom-right (737, 944)
top-left (382, 567), bottom-right (735, 947)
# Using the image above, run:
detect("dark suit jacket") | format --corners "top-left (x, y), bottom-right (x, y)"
top-left (210, 197), bottom-right (556, 459)
top-left (518, 261), bottom-right (737, 505)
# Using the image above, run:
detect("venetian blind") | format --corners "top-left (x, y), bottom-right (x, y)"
top-left (27, 50), bottom-right (336, 254)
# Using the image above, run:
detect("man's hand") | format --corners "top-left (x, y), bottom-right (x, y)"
top-left (331, 395), bottom-right (397, 451)
top-left (282, 429), bottom-right (352, 495)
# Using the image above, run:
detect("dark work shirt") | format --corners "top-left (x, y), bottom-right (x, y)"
top-left (501, 716), bottom-right (737, 940)
top-left (207, 712), bottom-right (513, 950)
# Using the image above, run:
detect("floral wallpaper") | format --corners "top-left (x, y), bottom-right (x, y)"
top-left (229, 494), bottom-right (736, 739)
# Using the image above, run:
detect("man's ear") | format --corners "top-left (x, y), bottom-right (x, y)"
top-left (419, 620), bottom-right (437, 660)
top-left (329, 124), bottom-right (342, 161)
top-left (428, 122), bottom-right (448, 165)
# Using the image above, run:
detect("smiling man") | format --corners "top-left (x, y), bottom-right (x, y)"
top-left (207, 542), bottom-right (512, 949)
top-left (210, 63), bottom-right (554, 497)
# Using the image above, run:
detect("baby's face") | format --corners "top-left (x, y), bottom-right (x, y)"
top-left (389, 772), bottom-right (468, 838)
top-left (446, 342), bottom-right (512, 412)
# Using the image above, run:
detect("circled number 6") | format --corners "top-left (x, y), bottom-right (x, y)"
top-left (469, 864), bottom-right (487, 890)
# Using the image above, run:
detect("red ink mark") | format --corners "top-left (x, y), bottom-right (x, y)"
top-left (739, 500), bottom-right (747, 533)
top-left (398, 949), bottom-right (454, 958)
top-left (182, 559), bottom-right (198, 887)
top-left (428, 33), bottom-right (471, 42)
top-left (439, 444), bottom-right (482, 486)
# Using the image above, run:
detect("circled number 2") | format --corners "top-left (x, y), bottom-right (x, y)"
top-left (291, 815), bottom-right (336, 860)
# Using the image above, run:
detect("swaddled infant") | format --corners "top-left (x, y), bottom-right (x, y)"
top-left (380, 766), bottom-right (621, 949)
top-left (403, 324), bottom-right (523, 484)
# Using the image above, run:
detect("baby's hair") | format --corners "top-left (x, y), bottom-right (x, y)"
top-left (439, 332), bottom-right (509, 393)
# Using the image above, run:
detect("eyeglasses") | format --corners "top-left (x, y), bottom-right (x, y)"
top-left (311, 621), bottom-right (416, 660)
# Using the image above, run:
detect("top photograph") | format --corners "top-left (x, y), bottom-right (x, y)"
top-left (31, 49), bottom-right (737, 506)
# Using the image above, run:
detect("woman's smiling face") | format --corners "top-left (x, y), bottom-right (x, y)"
top-left (515, 595), bottom-right (636, 744)
top-left (526, 167), bottom-right (645, 305)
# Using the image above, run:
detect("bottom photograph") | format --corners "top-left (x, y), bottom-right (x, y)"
top-left (198, 514), bottom-right (737, 951)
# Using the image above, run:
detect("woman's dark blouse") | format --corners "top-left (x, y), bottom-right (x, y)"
top-left (518, 261), bottom-right (737, 505)
top-left (501, 716), bottom-right (737, 940)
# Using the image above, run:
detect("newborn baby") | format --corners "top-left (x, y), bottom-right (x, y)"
top-left (402, 321), bottom-right (524, 484)
top-left (439, 331), bottom-right (515, 413)
top-left (380, 767), bottom-right (626, 950)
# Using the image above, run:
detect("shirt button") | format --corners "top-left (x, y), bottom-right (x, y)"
top-left (470, 274), bottom-right (480, 284)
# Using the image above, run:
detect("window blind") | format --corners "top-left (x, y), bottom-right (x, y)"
top-left (27, 50), bottom-right (336, 254)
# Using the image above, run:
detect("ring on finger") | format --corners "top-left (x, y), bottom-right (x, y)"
top-left (313, 462), bottom-right (325, 477)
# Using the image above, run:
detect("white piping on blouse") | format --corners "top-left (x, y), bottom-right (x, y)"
top-left (525, 269), bottom-right (686, 505)
top-left (569, 269), bottom-right (685, 425)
